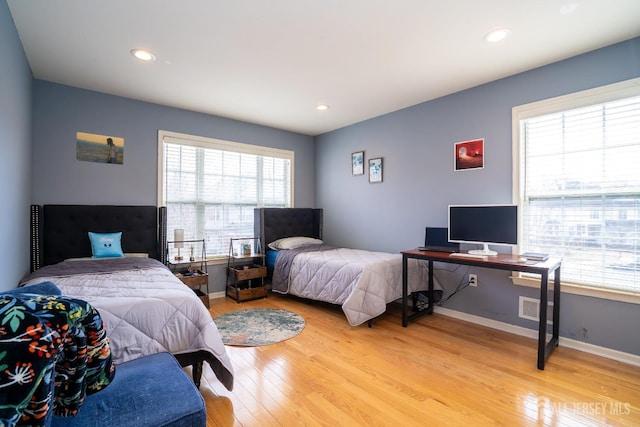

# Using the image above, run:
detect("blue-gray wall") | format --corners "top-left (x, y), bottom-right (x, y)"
top-left (315, 38), bottom-right (640, 356)
top-left (0, 0), bottom-right (32, 290)
top-left (31, 81), bottom-right (315, 207)
top-left (30, 80), bottom-right (315, 294)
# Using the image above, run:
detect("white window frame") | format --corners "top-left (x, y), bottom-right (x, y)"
top-left (158, 130), bottom-right (294, 261)
top-left (512, 78), bottom-right (640, 304)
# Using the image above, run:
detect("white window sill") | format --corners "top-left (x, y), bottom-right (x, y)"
top-left (511, 274), bottom-right (639, 305)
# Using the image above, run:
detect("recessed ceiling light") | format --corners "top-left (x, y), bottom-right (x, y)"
top-left (483, 29), bottom-right (511, 43)
top-left (130, 49), bottom-right (156, 62)
top-left (316, 104), bottom-right (329, 111)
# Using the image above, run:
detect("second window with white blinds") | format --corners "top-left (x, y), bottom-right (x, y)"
top-left (159, 131), bottom-right (293, 257)
top-left (514, 79), bottom-right (640, 296)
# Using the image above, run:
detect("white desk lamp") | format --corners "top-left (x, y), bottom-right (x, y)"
top-left (174, 229), bottom-right (184, 260)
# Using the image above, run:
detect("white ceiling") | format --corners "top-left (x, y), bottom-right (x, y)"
top-left (7, 1), bottom-right (640, 136)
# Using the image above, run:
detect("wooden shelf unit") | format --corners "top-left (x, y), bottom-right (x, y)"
top-left (167, 239), bottom-right (210, 308)
top-left (226, 237), bottom-right (267, 302)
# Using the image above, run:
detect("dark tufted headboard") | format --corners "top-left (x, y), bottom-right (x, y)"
top-left (30, 205), bottom-right (167, 271)
top-left (254, 208), bottom-right (323, 254)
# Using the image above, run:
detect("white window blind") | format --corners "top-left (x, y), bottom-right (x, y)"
top-left (515, 80), bottom-right (640, 296)
top-left (159, 131), bottom-right (293, 257)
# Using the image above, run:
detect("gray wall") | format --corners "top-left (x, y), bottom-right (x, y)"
top-left (315, 38), bottom-right (640, 356)
top-left (0, 0), bottom-right (32, 290)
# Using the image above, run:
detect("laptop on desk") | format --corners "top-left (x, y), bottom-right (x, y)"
top-left (418, 227), bottom-right (460, 253)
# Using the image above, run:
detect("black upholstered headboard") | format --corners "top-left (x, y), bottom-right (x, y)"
top-left (30, 205), bottom-right (167, 271)
top-left (254, 208), bottom-right (323, 253)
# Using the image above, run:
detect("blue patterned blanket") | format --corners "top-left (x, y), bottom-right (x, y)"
top-left (0, 294), bottom-right (115, 426)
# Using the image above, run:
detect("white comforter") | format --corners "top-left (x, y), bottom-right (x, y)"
top-left (277, 247), bottom-right (437, 326)
top-left (22, 259), bottom-right (234, 390)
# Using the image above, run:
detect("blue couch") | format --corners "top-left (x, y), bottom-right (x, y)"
top-left (52, 352), bottom-right (206, 427)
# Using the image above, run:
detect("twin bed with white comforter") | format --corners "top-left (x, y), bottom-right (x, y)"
top-left (21, 257), bottom-right (234, 390)
top-left (256, 208), bottom-right (436, 326)
top-left (25, 204), bottom-right (234, 391)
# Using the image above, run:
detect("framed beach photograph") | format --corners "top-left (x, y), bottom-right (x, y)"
top-left (454, 138), bottom-right (484, 171)
top-left (352, 151), bottom-right (364, 175)
top-left (369, 157), bottom-right (383, 183)
top-left (76, 131), bottom-right (124, 165)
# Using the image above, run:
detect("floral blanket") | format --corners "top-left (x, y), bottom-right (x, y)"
top-left (0, 294), bottom-right (115, 427)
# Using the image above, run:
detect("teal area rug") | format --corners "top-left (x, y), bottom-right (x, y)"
top-left (213, 308), bottom-right (305, 346)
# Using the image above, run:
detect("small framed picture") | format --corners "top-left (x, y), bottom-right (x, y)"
top-left (351, 151), bottom-right (364, 175)
top-left (454, 138), bottom-right (484, 171)
top-left (76, 131), bottom-right (124, 165)
top-left (369, 157), bottom-right (383, 183)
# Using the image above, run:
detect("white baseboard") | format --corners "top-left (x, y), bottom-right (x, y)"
top-left (209, 291), bottom-right (225, 300)
top-left (434, 306), bottom-right (640, 367)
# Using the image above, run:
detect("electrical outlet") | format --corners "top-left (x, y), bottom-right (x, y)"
top-left (469, 274), bottom-right (478, 287)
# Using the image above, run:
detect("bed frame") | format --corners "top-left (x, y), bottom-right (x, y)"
top-left (254, 207), bottom-right (323, 253)
top-left (30, 204), bottom-right (167, 271)
top-left (28, 204), bottom-right (210, 386)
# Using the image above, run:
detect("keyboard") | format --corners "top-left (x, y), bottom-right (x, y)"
top-left (449, 252), bottom-right (489, 261)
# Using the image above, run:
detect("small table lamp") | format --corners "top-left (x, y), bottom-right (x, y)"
top-left (174, 229), bottom-right (184, 260)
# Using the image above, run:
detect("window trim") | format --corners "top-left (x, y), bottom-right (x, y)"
top-left (157, 130), bottom-right (295, 259)
top-left (511, 274), bottom-right (640, 304)
top-left (511, 77), bottom-right (640, 303)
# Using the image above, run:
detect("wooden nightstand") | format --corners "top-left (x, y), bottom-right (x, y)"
top-left (175, 270), bottom-right (210, 308)
top-left (166, 239), bottom-right (210, 308)
top-left (226, 237), bottom-right (267, 302)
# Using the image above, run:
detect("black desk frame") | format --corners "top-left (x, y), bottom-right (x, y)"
top-left (401, 250), bottom-right (562, 370)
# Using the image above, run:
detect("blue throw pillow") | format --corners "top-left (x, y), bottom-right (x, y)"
top-left (89, 232), bottom-right (124, 258)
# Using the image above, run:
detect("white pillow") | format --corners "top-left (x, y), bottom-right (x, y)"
top-left (268, 236), bottom-right (324, 250)
top-left (123, 252), bottom-right (149, 258)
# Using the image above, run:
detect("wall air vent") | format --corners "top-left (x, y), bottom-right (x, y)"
top-left (518, 296), bottom-right (553, 325)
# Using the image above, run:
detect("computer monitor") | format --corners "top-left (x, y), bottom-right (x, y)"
top-left (448, 204), bottom-right (518, 256)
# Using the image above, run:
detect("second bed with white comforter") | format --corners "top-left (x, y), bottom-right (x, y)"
top-left (271, 244), bottom-right (436, 326)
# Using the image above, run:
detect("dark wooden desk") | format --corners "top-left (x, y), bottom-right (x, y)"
top-left (401, 249), bottom-right (562, 370)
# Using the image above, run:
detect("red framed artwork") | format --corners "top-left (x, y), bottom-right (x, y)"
top-left (454, 138), bottom-right (484, 171)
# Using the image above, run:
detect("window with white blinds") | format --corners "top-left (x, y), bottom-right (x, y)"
top-left (513, 79), bottom-right (640, 296)
top-left (158, 131), bottom-right (293, 257)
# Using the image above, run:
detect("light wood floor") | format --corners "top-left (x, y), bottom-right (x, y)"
top-left (198, 294), bottom-right (640, 426)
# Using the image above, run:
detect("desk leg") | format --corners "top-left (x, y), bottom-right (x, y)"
top-left (538, 267), bottom-right (562, 370)
top-left (403, 256), bottom-right (434, 327)
top-left (553, 267), bottom-right (561, 342)
top-left (538, 271), bottom-right (548, 370)
top-left (402, 254), bottom-right (408, 327)
top-left (428, 260), bottom-right (434, 312)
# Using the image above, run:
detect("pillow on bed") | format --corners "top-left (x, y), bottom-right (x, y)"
top-left (123, 252), bottom-right (149, 258)
top-left (268, 236), bottom-right (324, 250)
top-left (88, 231), bottom-right (124, 258)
